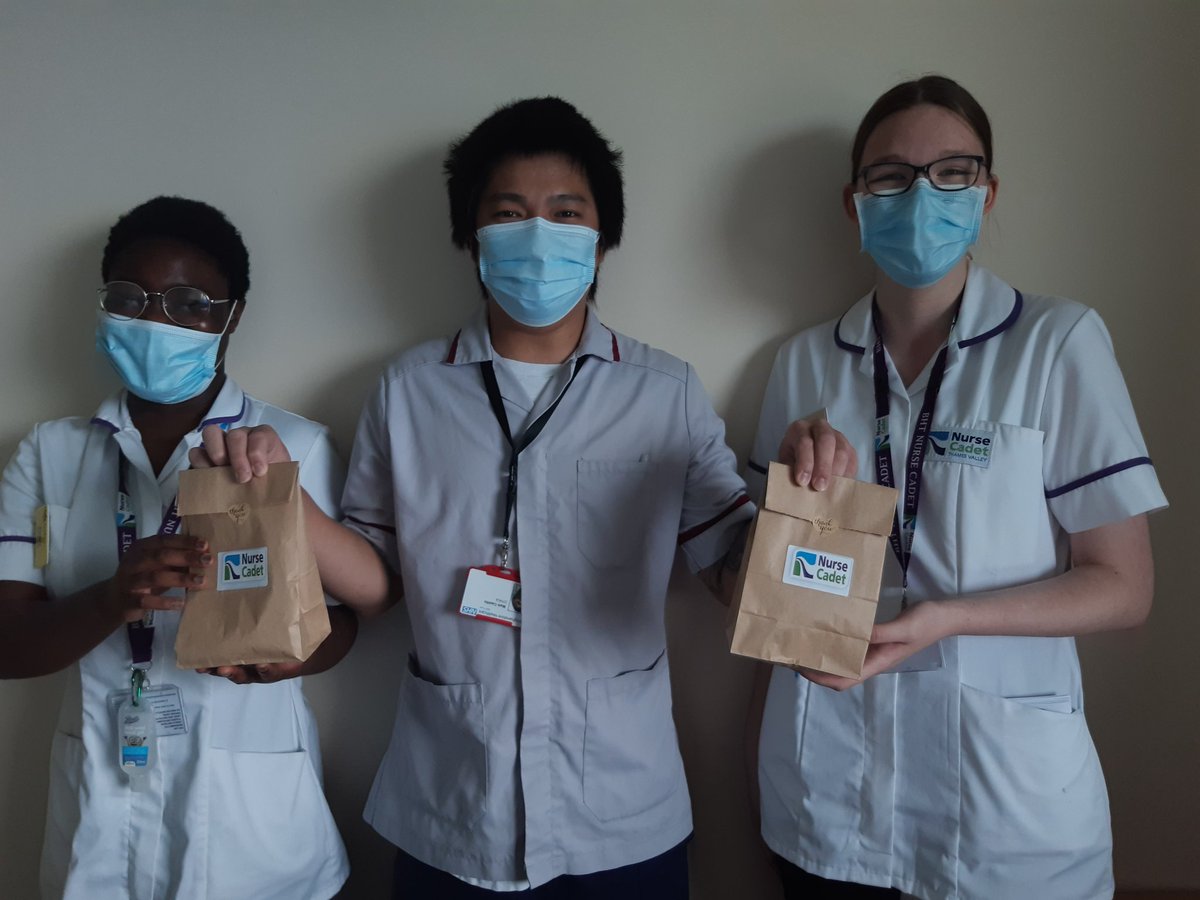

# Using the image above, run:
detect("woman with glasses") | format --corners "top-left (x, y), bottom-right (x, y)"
top-left (0, 196), bottom-right (353, 899)
top-left (746, 76), bottom-right (1165, 899)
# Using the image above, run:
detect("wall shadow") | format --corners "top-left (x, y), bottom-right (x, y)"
top-left (0, 225), bottom-right (117, 459)
top-left (715, 125), bottom-right (872, 322)
top-left (298, 141), bottom-right (482, 449)
top-left (713, 126), bottom-right (874, 460)
top-left (356, 141), bottom-right (479, 341)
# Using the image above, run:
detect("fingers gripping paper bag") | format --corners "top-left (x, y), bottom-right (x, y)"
top-left (728, 462), bottom-right (898, 678)
top-left (175, 461), bottom-right (330, 668)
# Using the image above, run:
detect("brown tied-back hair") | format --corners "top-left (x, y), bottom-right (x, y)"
top-left (849, 75), bottom-right (994, 182)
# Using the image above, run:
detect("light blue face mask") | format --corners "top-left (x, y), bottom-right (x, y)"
top-left (477, 218), bottom-right (599, 327)
top-left (854, 181), bottom-right (986, 289)
top-left (95, 307), bottom-right (234, 405)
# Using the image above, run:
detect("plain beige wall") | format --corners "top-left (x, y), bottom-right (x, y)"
top-left (1, 2), bottom-right (1197, 896)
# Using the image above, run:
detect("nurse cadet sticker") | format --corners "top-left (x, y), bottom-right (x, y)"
top-left (217, 547), bottom-right (269, 592)
top-left (927, 427), bottom-right (993, 468)
top-left (782, 545), bottom-right (854, 597)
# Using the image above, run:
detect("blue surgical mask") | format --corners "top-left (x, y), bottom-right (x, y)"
top-left (95, 307), bottom-right (234, 405)
top-left (854, 181), bottom-right (986, 289)
top-left (477, 218), bottom-right (599, 327)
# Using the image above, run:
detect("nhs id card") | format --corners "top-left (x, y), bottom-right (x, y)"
top-left (107, 684), bottom-right (188, 737)
top-left (459, 566), bottom-right (522, 628)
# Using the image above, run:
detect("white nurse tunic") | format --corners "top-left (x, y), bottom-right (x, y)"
top-left (0, 379), bottom-right (349, 900)
top-left (747, 265), bottom-right (1167, 900)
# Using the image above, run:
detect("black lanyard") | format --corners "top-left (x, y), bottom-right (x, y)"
top-left (871, 303), bottom-right (951, 607)
top-left (480, 357), bottom-right (586, 568)
top-left (117, 455), bottom-right (182, 675)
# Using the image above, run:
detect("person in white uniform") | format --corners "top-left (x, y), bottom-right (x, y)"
top-left (0, 196), bottom-right (354, 899)
top-left (747, 76), bottom-right (1167, 899)
top-left (195, 97), bottom-right (754, 898)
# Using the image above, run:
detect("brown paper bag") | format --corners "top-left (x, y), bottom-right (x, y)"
top-left (174, 461), bottom-right (330, 668)
top-left (728, 462), bottom-right (898, 678)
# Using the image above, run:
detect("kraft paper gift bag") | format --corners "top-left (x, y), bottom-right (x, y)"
top-left (175, 461), bottom-right (329, 668)
top-left (728, 462), bottom-right (898, 679)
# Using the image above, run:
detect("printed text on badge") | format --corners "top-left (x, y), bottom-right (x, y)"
top-left (927, 427), bottom-right (993, 468)
top-left (782, 545), bottom-right (854, 597)
top-left (217, 547), bottom-right (269, 592)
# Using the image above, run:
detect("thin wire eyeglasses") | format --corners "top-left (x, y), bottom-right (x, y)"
top-left (98, 281), bottom-right (236, 328)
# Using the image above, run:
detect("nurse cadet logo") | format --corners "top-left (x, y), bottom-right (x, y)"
top-left (217, 547), bottom-right (269, 592)
top-left (927, 427), bottom-right (994, 468)
top-left (782, 545), bottom-right (854, 597)
top-left (874, 416), bottom-right (890, 452)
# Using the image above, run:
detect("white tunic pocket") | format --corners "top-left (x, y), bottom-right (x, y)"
top-left (582, 650), bottom-right (686, 822)
top-left (208, 679), bottom-right (303, 752)
top-left (958, 684), bottom-right (1111, 898)
top-left (759, 671), bottom-right (868, 856)
top-left (207, 747), bottom-right (346, 900)
top-left (391, 656), bottom-right (488, 827)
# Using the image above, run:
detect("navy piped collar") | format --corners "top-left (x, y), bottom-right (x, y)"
top-left (89, 379), bottom-right (249, 435)
top-left (832, 265), bottom-right (1023, 358)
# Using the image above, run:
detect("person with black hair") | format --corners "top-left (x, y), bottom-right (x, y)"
top-left (0, 196), bottom-right (353, 899)
top-left (195, 97), bottom-right (753, 898)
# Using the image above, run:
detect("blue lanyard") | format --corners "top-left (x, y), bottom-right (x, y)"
top-left (870, 302), bottom-right (951, 608)
top-left (117, 455), bottom-right (182, 681)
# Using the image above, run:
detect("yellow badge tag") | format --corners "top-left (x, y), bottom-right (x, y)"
top-left (33, 505), bottom-right (50, 568)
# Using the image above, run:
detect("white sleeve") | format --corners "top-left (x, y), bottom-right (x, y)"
top-left (0, 425), bottom-right (46, 587)
top-left (746, 347), bottom-right (791, 503)
top-left (1041, 309), bottom-right (1167, 532)
top-left (297, 426), bottom-right (345, 520)
top-left (746, 339), bottom-right (826, 504)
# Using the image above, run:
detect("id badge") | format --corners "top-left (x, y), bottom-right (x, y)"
top-left (116, 697), bottom-right (156, 788)
top-left (459, 565), bottom-right (521, 628)
top-left (107, 684), bottom-right (188, 737)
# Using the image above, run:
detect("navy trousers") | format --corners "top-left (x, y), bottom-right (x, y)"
top-left (775, 855), bottom-right (902, 899)
top-left (392, 838), bottom-right (690, 899)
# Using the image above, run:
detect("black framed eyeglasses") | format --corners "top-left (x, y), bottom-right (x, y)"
top-left (858, 155), bottom-right (986, 197)
top-left (98, 281), bottom-right (236, 328)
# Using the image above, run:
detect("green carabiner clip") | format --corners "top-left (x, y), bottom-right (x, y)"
top-left (131, 668), bottom-right (147, 707)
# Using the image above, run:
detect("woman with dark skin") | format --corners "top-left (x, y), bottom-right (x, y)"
top-left (0, 197), bottom-right (352, 899)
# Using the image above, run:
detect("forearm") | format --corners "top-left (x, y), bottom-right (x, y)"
top-left (297, 603), bottom-right (358, 676)
top-left (0, 580), bottom-right (124, 678)
top-left (804, 517), bottom-right (1154, 691)
top-left (938, 515), bottom-right (1153, 639)
top-left (304, 491), bottom-right (399, 617)
top-left (938, 563), bottom-right (1151, 640)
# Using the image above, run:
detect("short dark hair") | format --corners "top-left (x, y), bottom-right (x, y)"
top-left (101, 196), bottom-right (251, 299)
top-left (850, 75), bottom-right (993, 180)
top-left (444, 97), bottom-right (625, 251)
